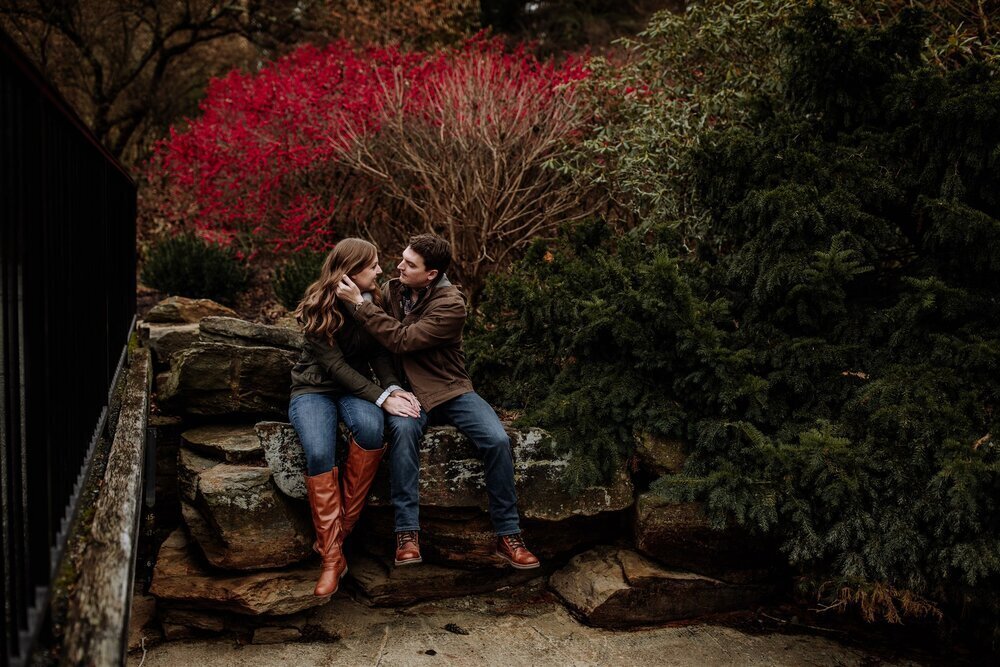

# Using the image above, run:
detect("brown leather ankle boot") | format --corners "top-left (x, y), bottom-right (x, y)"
top-left (394, 530), bottom-right (422, 566)
top-left (306, 468), bottom-right (347, 596)
top-left (341, 438), bottom-right (386, 537)
top-left (496, 533), bottom-right (540, 569)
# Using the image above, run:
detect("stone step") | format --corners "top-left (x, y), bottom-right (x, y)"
top-left (150, 529), bottom-right (329, 616)
top-left (181, 424), bottom-right (264, 463)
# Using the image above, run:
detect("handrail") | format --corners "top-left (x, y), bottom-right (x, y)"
top-left (1, 24), bottom-right (138, 667)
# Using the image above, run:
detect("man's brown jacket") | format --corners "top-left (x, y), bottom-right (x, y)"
top-left (352, 275), bottom-right (473, 411)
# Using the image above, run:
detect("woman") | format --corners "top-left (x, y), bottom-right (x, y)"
top-left (289, 238), bottom-right (420, 596)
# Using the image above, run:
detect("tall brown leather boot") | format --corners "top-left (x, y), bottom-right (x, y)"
top-left (341, 438), bottom-right (386, 537)
top-left (305, 468), bottom-right (347, 596)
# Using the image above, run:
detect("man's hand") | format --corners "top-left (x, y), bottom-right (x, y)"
top-left (336, 275), bottom-right (364, 306)
top-left (392, 389), bottom-right (422, 412)
top-left (382, 394), bottom-right (421, 418)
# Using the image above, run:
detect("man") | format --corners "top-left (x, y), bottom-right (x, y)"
top-left (335, 234), bottom-right (539, 569)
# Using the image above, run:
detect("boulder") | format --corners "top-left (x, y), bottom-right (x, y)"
top-left (347, 553), bottom-right (539, 606)
top-left (181, 424), bottom-right (264, 463)
top-left (633, 493), bottom-right (772, 583)
top-left (158, 342), bottom-right (297, 417)
top-left (634, 433), bottom-right (687, 476)
top-left (181, 463), bottom-right (313, 570)
top-left (138, 322), bottom-right (200, 366)
top-left (150, 529), bottom-right (329, 615)
top-left (259, 422), bottom-right (633, 521)
top-left (145, 296), bottom-right (237, 324)
top-left (199, 316), bottom-right (303, 351)
top-left (549, 546), bottom-right (769, 628)
top-left (256, 421), bottom-right (310, 500)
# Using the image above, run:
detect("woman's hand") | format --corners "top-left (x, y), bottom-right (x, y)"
top-left (383, 394), bottom-right (421, 418)
top-left (336, 275), bottom-right (364, 306)
top-left (393, 389), bottom-right (422, 412)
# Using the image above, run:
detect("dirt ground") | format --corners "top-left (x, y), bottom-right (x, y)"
top-left (127, 579), bottom-right (940, 667)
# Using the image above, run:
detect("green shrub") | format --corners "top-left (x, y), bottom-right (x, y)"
top-left (272, 250), bottom-right (327, 310)
top-left (141, 232), bottom-right (249, 305)
top-left (469, 4), bottom-right (1000, 632)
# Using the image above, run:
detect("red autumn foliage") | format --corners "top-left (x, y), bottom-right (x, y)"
top-left (142, 37), bottom-right (589, 281)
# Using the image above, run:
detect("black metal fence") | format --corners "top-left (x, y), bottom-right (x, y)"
top-left (1, 29), bottom-right (136, 667)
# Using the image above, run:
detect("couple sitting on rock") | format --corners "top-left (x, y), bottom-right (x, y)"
top-left (288, 234), bottom-right (539, 596)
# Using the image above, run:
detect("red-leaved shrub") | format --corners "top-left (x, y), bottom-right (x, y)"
top-left (143, 38), bottom-right (590, 298)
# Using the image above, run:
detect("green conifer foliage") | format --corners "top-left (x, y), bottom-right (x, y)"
top-left (687, 4), bottom-right (1000, 628)
top-left (469, 4), bottom-right (1000, 631)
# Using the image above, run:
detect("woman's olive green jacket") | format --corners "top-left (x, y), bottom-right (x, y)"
top-left (289, 300), bottom-right (400, 403)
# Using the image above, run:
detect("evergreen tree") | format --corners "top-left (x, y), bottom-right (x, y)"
top-left (469, 3), bottom-right (1000, 635)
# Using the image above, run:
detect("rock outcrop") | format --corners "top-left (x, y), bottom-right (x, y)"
top-left (178, 426), bottom-right (313, 571)
top-left (140, 303), bottom-right (783, 640)
top-left (550, 546), bottom-right (769, 628)
top-left (150, 530), bottom-right (328, 616)
top-left (258, 421), bottom-right (632, 567)
top-left (149, 310), bottom-right (303, 417)
top-left (158, 343), bottom-right (297, 417)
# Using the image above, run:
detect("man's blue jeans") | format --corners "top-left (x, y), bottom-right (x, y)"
top-left (385, 391), bottom-right (520, 536)
top-left (289, 393), bottom-right (384, 476)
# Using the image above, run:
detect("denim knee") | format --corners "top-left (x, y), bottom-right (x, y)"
top-left (387, 415), bottom-right (424, 444)
top-left (479, 429), bottom-right (511, 453)
top-left (337, 395), bottom-right (385, 450)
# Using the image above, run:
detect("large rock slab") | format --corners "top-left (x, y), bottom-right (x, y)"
top-left (347, 553), bottom-right (539, 606)
top-left (150, 529), bottom-right (329, 615)
top-left (633, 493), bottom-right (773, 583)
top-left (550, 546), bottom-right (769, 628)
top-left (199, 316), bottom-right (303, 351)
top-left (181, 424), bottom-right (264, 463)
top-left (182, 462), bottom-right (313, 570)
top-left (158, 342), bottom-right (297, 417)
top-left (138, 322), bottom-right (200, 366)
top-left (258, 422), bottom-right (633, 522)
top-left (145, 296), bottom-right (237, 323)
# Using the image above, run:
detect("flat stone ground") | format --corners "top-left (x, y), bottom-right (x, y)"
top-left (128, 580), bottom-right (930, 667)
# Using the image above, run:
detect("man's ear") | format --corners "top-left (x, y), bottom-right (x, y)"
top-left (425, 268), bottom-right (439, 285)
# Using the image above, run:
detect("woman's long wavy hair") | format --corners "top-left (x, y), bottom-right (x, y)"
top-left (295, 238), bottom-right (382, 346)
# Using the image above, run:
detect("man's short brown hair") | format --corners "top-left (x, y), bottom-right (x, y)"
top-left (408, 234), bottom-right (451, 275)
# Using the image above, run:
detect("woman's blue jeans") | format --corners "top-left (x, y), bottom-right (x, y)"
top-left (385, 391), bottom-right (520, 536)
top-left (289, 393), bottom-right (384, 476)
